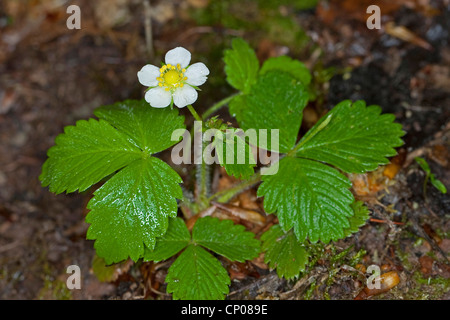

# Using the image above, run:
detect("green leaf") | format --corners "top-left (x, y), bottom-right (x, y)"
top-left (229, 71), bottom-right (309, 153)
top-left (212, 129), bottom-right (256, 180)
top-left (223, 38), bottom-right (259, 93)
top-left (41, 100), bottom-right (187, 264)
top-left (40, 100), bottom-right (186, 194)
top-left (91, 255), bottom-right (132, 283)
top-left (414, 157), bottom-right (431, 174)
top-left (92, 255), bottom-right (118, 282)
top-left (296, 100), bottom-right (405, 173)
top-left (260, 55), bottom-right (311, 85)
top-left (143, 217), bottom-right (190, 262)
top-left (40, 118), bottom-right (142, 194)
top-left (261, 225), bottom-right (308, 280)
top-left (430, 175), bottom-right (447, 194)
top-left (415, 157), bottom-right (447, 194)
top-left (258, 156), bottom-right (354, 243)
top-left (166, 245), bottom-right (230, 300)
top-left (343, 201), bottom-right (370, 237)
top-left (192, 217), bottom-right (261, 262)
top-left (94, 99), bottom-right (185, 154)
top-left (86, 157), bottom-right (183, 264)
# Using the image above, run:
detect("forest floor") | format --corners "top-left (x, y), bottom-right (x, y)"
top-left (0, 0), bottom-right (448, 300)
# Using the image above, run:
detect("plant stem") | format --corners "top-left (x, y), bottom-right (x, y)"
top-left (195, 138), bottom-right (210, 209)
top-left (187, 104), bottom-right (202, 122)
top-left (287, 113), bottom-right (333, 157)
top-left (423, 174), bottom-right (429, 202)
top-left (202, 93), bottom-right (240, 120)
top-left (187, 105), bottom-right (209, 208)
top-left (208, 171), bottom-right (262, 203)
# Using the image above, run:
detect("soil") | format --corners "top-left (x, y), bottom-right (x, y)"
top-left (0, 0), bottom-right (448, 300)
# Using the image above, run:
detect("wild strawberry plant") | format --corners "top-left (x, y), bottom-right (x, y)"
top-left (40, 38), bottom-right (404, 299)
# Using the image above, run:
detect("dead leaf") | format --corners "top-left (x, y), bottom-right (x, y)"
top-left (385, 22), bottom-right (432, 50)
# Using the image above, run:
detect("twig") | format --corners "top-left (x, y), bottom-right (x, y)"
top-left (0, 241), bottom-right (20, 254)
top-left (143, 0), bottom-right (154, 59)
top-left (369, 218), bottom-right (405, 226)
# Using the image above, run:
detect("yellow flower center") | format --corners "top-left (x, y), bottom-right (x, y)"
top-left (164, 70), bottom-right (180, 85)
top-left (157, 64), bottom-right (188, 91)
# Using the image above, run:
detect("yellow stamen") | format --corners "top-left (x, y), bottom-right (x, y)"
top-left (163, 69), bottom-right (180, 85)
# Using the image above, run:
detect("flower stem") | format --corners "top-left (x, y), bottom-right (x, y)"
top-left (197, 147), bottom-right (210, 208)
top-left (187, 105), bottom-right (209, 208)
top-left (208, 171), bottom-right (262, 203)
top-left (202, 93), bottom-right (241, 120)
top-left (187, 104), bottom-right (202, 122)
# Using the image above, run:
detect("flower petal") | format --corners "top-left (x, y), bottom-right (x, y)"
top-left (137, 64), bottom-right (160, 87)
top-left (165, 47), bottom-right (191, 69)
top-left (145, 87), bottom-right (172, 108)
top-left (185, 62), bottom-right (210, 86)
top-left (173, 85), bottom-right (198, 108)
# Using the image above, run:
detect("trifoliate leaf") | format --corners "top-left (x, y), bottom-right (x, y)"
top-left (229, 71), bottom-right (309, 153)
top-left (40, 118), bottom-right (142, 194)
top-left (295, 100), bottom-right (405, 173)
top-left (260, 55), bottom-right (311, 85)
top-left (94, 99), bottom-right (185, 154)
top-left (224, 38), bottom-right (259, 93)
top-left (261, 225), bottom-right (308, 280)
top-left (258, 156), bottom-right (354, 243)
top-left (143, 217), bottom-right (190, 262)
top-left (86, 157), bottom-right (183, 264)
top-left (41, 100), bottom-right (187, 264)
top-left (192, 217), bottom-right (261, 262)
top-left (212, 129), bottom-right (256, 180)
top-left (166, 245), bottom-right (230, 300)
top-left (343, 201), bottom-right (370, 237)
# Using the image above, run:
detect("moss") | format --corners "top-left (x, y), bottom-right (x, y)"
top-left (188, 0), bottom-right (309, 54)
top-left (37, 277), bottom-right (72, 300)
top-left (404, 271), bottom-right (450, 299)
top-left (304, 279), bottom-right (317, 300)
top-left (36, 259), bottom-right (73, 300)
top-left (395, 245), bottom-right (449, 299)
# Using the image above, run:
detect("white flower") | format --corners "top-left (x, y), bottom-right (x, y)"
top-left (137, 47), bottom-right (209, 108)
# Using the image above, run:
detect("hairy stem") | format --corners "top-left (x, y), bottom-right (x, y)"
top-left (187, 105), bottom-right (210, 209)
top-left (208, 171), bottom-right (262, 203)
top-left (195, 139), bottom-right (211, 209)
top-left (202, 93), bottom-right (241, 120)
top-left (187, 104), bottom-right (202, 122)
